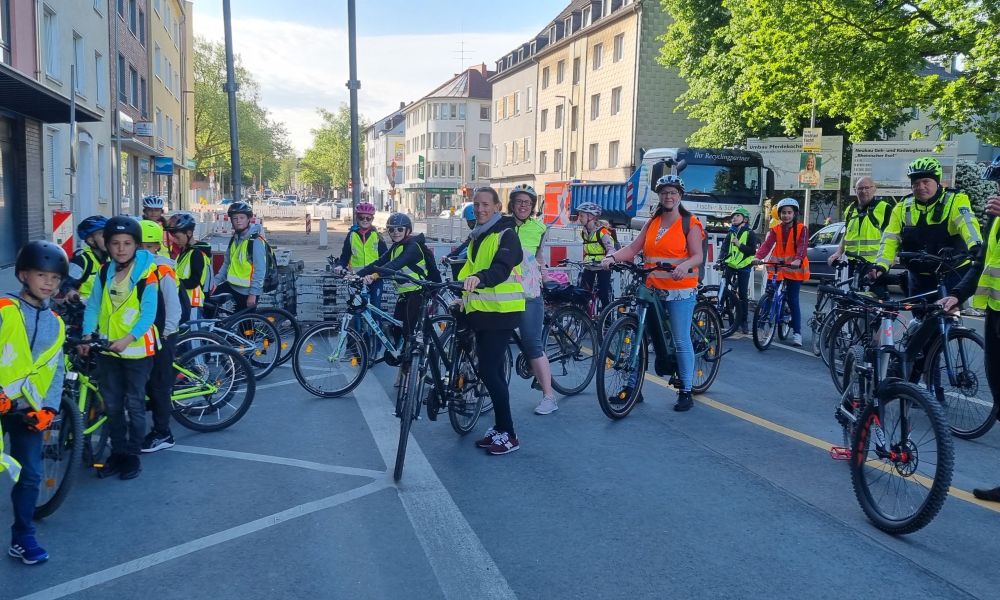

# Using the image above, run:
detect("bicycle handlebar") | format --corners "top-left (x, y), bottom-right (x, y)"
top-left (371, 266), bottom-right (466, 293)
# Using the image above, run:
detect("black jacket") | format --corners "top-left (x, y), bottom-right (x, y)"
top-left (358, 233), bottom-right (441, 284)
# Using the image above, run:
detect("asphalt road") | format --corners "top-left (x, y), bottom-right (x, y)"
top-left (2, 280), bottom-right (998, 599)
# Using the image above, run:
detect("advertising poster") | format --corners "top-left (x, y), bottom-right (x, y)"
top-left (849, 140), bottom-right (958, 196)
top-left (747, 136), bottom-right (844, 191)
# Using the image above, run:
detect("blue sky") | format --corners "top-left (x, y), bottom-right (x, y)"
top-left (192, 0), bottom-right (570, 152)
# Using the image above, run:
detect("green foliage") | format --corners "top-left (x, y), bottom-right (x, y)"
top-left (193, 37), bottom-right (291, 186)
top-left (299, 105), bottom-right (369, 189)
top-left (955, 159), bottom-right (999, 222)
top-left (659, 0), bottom-right (1000, 146)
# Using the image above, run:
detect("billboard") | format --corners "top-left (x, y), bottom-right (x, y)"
top-left (747, 136), bottom-right (844, 191)
top-left (849, 140), bottom-right (958, 196)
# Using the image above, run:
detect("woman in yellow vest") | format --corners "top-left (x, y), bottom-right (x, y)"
top-left (335, 202), bottom-right (387, 311)
top-left (1, 241), bottom-right (68, 565)
top-left (80, 216), bottom-right (160, 481)
top-left (166, 212), bottom-right (213, 325)
top-left (507, 184), bottom-right (557, 415)
top-left (63, 215), bottom-right (108, 304)
top-left (601, 175), bottom-right (704, 411)
top-left (753, 197), bottom-right (810, 347)
top-left (462, 187), bottom-right (525, 455)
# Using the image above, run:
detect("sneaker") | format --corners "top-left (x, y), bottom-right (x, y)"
top-left (97, 452), bottom-right (127, 478)
top-left (534, 396), bottom-right (558, 415)
top-left (8, 537), bottom-right (48, 565)
top-left (792, 333), bottom-right (803, 347)
top-left (141, 430), bottom-right (175, 453)
top-left (674, 391), bottom-right (694, 412)
top-left (972, 486), bottom-right (1000, 502)
top-left (739, 326), bottom-right (750, 335)
top-left (475, 427), bottom-right (498, 448)
top-left (486, 431), bottom-right (520, 455)
top-left (119, 454), bottom-right (142, 480)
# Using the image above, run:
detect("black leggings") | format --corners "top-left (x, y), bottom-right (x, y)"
top-left (475, 329), bottom-right (515, 435)
top-left (986, 309), bottom-right (1000, 417)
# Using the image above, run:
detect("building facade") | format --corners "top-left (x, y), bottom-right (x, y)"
top-left (401, 64), bottom-right (494, 217)
top-left (489, 45), bottom-right (537, 204)
top-left (363, 103), bottom-right (405, 212)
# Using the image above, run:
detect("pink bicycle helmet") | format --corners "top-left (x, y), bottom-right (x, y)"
top-left (355, 202), bottom-right (376, 216)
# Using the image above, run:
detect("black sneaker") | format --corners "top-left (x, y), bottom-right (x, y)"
top-left (972, 486), bottom-right (1000, 502)
top-left (119, 454), bottom-right (142, 480)
top-left (97, 453), bottom-right (127, 478)
top-left (673, 391), bottom-right (694, 412)
top-left (141, 430), bottom-right (175, 453)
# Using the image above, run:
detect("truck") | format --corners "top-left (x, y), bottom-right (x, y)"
top-left (543, 147), bottom-right (774, 234)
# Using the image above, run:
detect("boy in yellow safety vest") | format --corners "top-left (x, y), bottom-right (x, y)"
top-left (1, 241), bottom-right (69, 565)
top-left (216, 201), bottom-right (267, 311)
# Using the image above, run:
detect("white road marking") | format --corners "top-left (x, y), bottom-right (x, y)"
top-left (255, 373), bottom-right (327, 391)
top-left (169, 444), bottom-right (385, 479)
top-left (354, 381), bottom-right (517, 600)
top-left (17, 480), bottom-right (390, 600)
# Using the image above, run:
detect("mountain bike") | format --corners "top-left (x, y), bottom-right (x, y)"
top-left (821, 286), bottom-right (954, 535)
top-left (702, 263), bottom-right (742, 338)
top-left (596, 262), bottom-right (723, 419)
top-left (203, 294), bottom-right (300, 367)
top-left (752, 262), bottom-right (793, 351)
top-left (175, 300), bottom-right (281, 380)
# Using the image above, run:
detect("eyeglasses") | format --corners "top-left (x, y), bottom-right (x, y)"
top-left (856, 185), bottom-right (875, 191)
top-left (387, 226), bottom-right (407, 234)
top-left (357, 216), bottom-right (374, 221)
top-left (660, 190), bottom-right (682, 198)
top-left (512, 199), bottom-right (533, 206)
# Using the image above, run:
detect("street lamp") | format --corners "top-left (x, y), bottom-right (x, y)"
top-left (555, 94), bottom-right (568, 180)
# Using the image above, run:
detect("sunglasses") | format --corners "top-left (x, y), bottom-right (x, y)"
top-left (357, 216), bottom-right (374, 221)
top-left (387, 226), bottom-right (407, 234)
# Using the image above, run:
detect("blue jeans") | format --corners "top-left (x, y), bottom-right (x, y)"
top-left (2, 415), bottom-right (43, 541)
top-left (662, 293), bottom-right (696, 391)
top-left (784, 279), bottom-right (802, 334)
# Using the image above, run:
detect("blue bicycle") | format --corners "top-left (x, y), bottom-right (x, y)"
top-left (752, 262), bottom-right (793, 351)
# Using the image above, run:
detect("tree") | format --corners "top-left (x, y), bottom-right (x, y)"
top-left (299, 105), bottom-right (369, 191)
top-left (193, 37), bottom-right (291, 189)
top-left (658, 0), bottom-right (1000, 146)
top-left (955, 160), bottom-right (999, 222)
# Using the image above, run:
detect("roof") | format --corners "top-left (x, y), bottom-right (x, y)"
top-left (0, 62), bottom-right (102, 124)
top-left (416, 65), bottom-right (494, 103)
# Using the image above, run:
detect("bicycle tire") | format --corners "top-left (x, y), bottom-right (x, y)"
top-left (171, 345), bottom-right (257, 432)
top-left (425, 316), bottom-right (457, 421)
top-left (394, 351), bottom-right (422, 481)
top-left (777, 298), bottom-right (792, 341)
top-left (546, 305), bottom-right (598, 396)
top-left (850, 380), bottom-right (953, 535)
top-left (702, 285), bottom-right (738, 339)
top-left (258, 307), bottom-right (300, 367)
top-left (923, 327), bottom-right (995, 440)
top-left (597, 298), bottom-right (631, 341)
top-left (226, 314), bottom-right (281, 380)
top-left (292, 323), bottom-right (369, 398)
top-left (34, 394), bottom-right (83, 519)
top-left (816, 309), bottom-right (840, 366)
top-left (828, 311), bottom-right (872, 393)
top-left (449, 342), bottom-right (485, 435)
top-left (838, 345), bottom-right (865, 450)
top-left (596, 316), bottom-right (647, 420)
top-left (752, 293), bottom-right (776, 351)
top-left (691, 303), bottom-right (723, 395)
top-left (174, 330), bottom-right (228, 357)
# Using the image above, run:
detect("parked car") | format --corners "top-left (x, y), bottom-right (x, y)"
top-left (806, 221), bottom-right (908, 292)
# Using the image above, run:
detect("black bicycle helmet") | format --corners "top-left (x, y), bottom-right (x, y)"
top-left (77, 215), bottom-right (108, 240)
top-left (166, 212), bottom-right (198, 233)
top-left (15, 241), bottom-right (69, 278)
top-left (227, 201), bottom-right (254, 218)
top-left (103, 215), bottom-right (143, 244)
top-left (386, 212), bottom-right (413, 230)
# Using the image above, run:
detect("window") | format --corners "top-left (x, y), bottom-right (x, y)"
top-left (45, 127), bottom-right (60, 201)
top-left (590, 94), bottom-right (600, 120)
top-left (542, 66), bottom-right (550, 89)
top-left (539, 151), bottom-right (547, 173)
top-left (479, 133), bottom-right (490, 150)
top-left (406, 139), bottom-right (411, 154)
top-left (129, 66), bottom-right (138, 106)
top-left (571, 105), bottom-right (578, 132)
top-left (554, 149), bottom-right (563, 174)
top-left (526, 86), bottom-right (534, 111)
top-left (556, 59), bottom-right (565, 84)
top-left (450, 103), bottom-right (458, 119)
top-left (433, 103), bottom-right (440, 120)
top-left (502, 96), bottom-right (509, 119)
top-left (139, 77), bottom-right (147, 117)
top-left (117, 0), bottom-right (124, 16)
top-left (494, 100), bottom-right (500, 122)
top-left (95, 52), bottom-right (107, 106)
top-left (613, 33), bottom-right (624, 62)
top-left (154, 44), bottom-right (161, 79)
top-left (493, 145), bottom-right (499, 168)
top-left (572, 57), bottom-right (581, 84)
top-left (459, 104), bottom-right (466, 120)
top-left (449, 132), bottom-right (458, 149)
top-left (589, 143), bottom-right (599, 169)
top-left (156, 109), bottom-right (162, 140)
top-left (153, 0), bottom-right (161, 14)
top-left (117, 54), bottom-right (126, 102)
top-left (478, 163), bottom-right (490, 179)
top-left (582, 6), bottom-right (591, 26)
top-left (609, 141), bottom-right (620, 167)
top-left (73, 33), bottom-right (86, 96)
top-left (480, 104), bottom-right (490, 120)
top-left (593, 43), bottom-right (603, 70)
top-left (431, 132), bottom-right (438, 149)
top-left (611, 86), bottom-right (622, 115)
top-left (524, 137), bottom-right (532, 160)
top-left (128, 0), bottom-right (136, 34)
top-left (570, 151), bottom-right (577, 178)
top-left (97, 144), bottom-right (107, 199)
top-left (1, 0), bottom-right (11, 64)
top-left (420, 133), bottom-right (425, 150)
top-left (555, 104), bottom-right (564, 129)
top-left (540, 109), bottom-right (548, 132)
top-left (564, 17), bottom-right (572, 34)
top-left (512, 140), bottom-right (519, 164)
top-left (43, 6), bottom-right (58, 79)
top-left (138, 9), bottom-right (146, 45)
top-left (514, 91), bottom-right (521, 115)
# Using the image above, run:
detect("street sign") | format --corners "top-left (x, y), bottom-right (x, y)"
top-left (850, 140), bottom-right (958, 196)
top-left (470, 155), bottom-right (476, 181)
top-left (802, 128), bottom-right (822, 152)
top-left (135, 121), bottom-right (154, 137)
top-left (418, 155), bottom-right (425, 180)
top-left (52, 210), bottom-right (73, 255)
top-left (153, 156), bottom-right (174, 175)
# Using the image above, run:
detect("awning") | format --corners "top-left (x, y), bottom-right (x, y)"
top-left (112, 135), bottom-right (157, 155)
top-left (0, 62), bottom-right (102, 123)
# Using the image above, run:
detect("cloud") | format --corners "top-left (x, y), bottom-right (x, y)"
top-left (196, 16), bottom-right (534, 153)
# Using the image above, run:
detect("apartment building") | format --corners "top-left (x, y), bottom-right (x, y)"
top-left (489, 44), bottom-right (537, 204)
top-left (363, 103), bottom-right (405, 211)
top-left (401, 64), bottom-right (494, 217)
top-left (497, 0), bottom-right (699, 190)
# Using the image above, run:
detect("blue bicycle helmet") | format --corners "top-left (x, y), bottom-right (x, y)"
top-left (77, 215), bottom-right (108, 240)
top-left (462, 204), bottom-right (475, 221)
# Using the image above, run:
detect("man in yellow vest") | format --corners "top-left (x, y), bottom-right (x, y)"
top-left (334, 202), bottom-right (387, 311)
top-left (80, 216), bottom-right (160, 481)
top-left (830, 176), bottom-right (891, 297)
top-left (1, 241), bottom-right (68, 565)
top-left (216, 201), bottom-right (267, 311)
top-left (63, 215), bottom-right (108, 304)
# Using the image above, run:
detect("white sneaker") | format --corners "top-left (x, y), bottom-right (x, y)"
top-left (534, 396), bottom-right (558, 415)
top-left (792, 333), bottom-right (803, 347)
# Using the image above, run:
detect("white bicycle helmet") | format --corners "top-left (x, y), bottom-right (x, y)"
top-left (142, 195), bottom-right (165, 209)
top-left (776, 197), bottom-right (800, 211)
top-left (654, 175), bottom-right (685, 194)
top-left (576, 202), bottom-right (602, 217)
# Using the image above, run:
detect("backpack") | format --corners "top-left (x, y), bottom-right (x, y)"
top-left (245, 233), bottom-right (279, 293)
top-left (598, 221), bottom-right (621, 251)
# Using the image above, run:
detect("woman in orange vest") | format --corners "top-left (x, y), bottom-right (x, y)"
top-left (753, 197), bottom-right (810, 346)
top-left (601, 175), bottom-right (704, 412)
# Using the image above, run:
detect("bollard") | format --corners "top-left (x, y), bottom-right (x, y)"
top-left (318, 218), bottom-right (328, 249)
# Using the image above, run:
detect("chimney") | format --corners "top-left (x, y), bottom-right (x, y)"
top-left (399, 101), bottom-right (405, 109)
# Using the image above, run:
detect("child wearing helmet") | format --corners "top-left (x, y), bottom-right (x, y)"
top-left (576, 202), bottom-right (614, 310)
top-left (720, 207), bottom-right (758, 334)
top-left (335, 202), bottom-right (387, 310)
top-left (1, 241), bottom-right (69, 565)
top-left (166, 212), bottom-right (213, 324)
top-left (442, 204), bottom-right (479, 280)
top-left (141, 196), bottom-right (171, 258)
top-left (216, 201), bottom-right (268, 310)
top-left (753, 197), bottom-right (810, 346)
top-left (63, 215), bottom-right (109, 304)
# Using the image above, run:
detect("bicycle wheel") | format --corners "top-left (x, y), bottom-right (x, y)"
top-left (81, 391), bottom-right (109, 467)
top-left (816, 310), bottom-right (840, 367)
top-left (838, 345), bottom-right (865, 450)
top-left (228, 314), bottom-right (281, 380)
top-left (173, 330), bottom-right (228, 357)
top-left (33, 394), bottom-right (83, 519)
top-left (777, 298), bottom-right (792, 341)
top-left (597, 298), bottom-right (631, 341)
top-left (259, 307), bottom-right (300, 367)
top-left (172, 345), bottom-right (257, 432)
top-left (924, 328), bottom-right (995, 439)
top-left (545, 305), bottom-right (598, 396)
top-left (394, 350), bottom-right (422, 481)
top-left (828, 311), bottom-right (872, 393)
top-left (752, 293), bottom-right (776, 351)
top-left (850, 381), bottom-right (953, 535)
top-left (449, 341), bottom-right (485, 435)
top-left (691, 303), bottom-right (723, 394)
top-left (425, 316), bottom-right (457, 421)
top-left (292, 323), bottom-right (368, 398)
top-left (596, 316), bottom-right (647, 419)
top-left (702, 285), bottom-right (738, 339)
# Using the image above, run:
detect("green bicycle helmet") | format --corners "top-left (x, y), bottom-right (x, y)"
top-left (907, 156), bottom-right (943, 182)
top-left (731, 207), bottom-right (751, 219)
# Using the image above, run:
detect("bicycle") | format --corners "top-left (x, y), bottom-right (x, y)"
top-left (820, 286), bottom-right (954, 535)
top-left (596, 262), bottom-right (724, 419)
top-left (556, 258), bottom-right (611, 319)
top-left (751, 262), bottom-right (793, 351)
top-left (811, 253), bottom-right (880, 366)
top-left (174, 298), bottom-right (281, 380)
top-left (203, 294), bottom-right (300, 368)
top-left (702, 263), bottom-right (743, 338)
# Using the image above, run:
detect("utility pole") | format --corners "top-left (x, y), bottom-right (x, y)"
top-left (347, 0), bottom-right (362, 217)
top-left (223, 0), bottom-right (242, 202)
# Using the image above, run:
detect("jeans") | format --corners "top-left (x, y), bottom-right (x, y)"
top-left (2, 415), bottom-right (42, 541)
top-left (475, 329), bottom-right (515, 435)
top-left (580, 269), bottom-right (612, 311)
top-left (518, 296), bottom-right (545, 359)
top-left (986, 310), bottom-right (1000, 419)
top-left (662, 293), bottom-right (696, 391)
top-left (784, 279), bottom-right (802, 334)
top-left (146, 334), bottom-right (176, 435)
top-left (727, 267), bottom-right (752, 328)
top-left (100, 355), bottom-right (153, 455)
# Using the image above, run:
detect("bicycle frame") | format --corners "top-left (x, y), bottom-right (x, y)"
top-left (622, 285), bottom-right (674, 387)
top-left (344, 292), bottom-right (404, 360)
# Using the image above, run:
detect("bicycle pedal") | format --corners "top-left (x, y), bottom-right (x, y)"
top-left (829, 447), bottom-right (852, 460)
